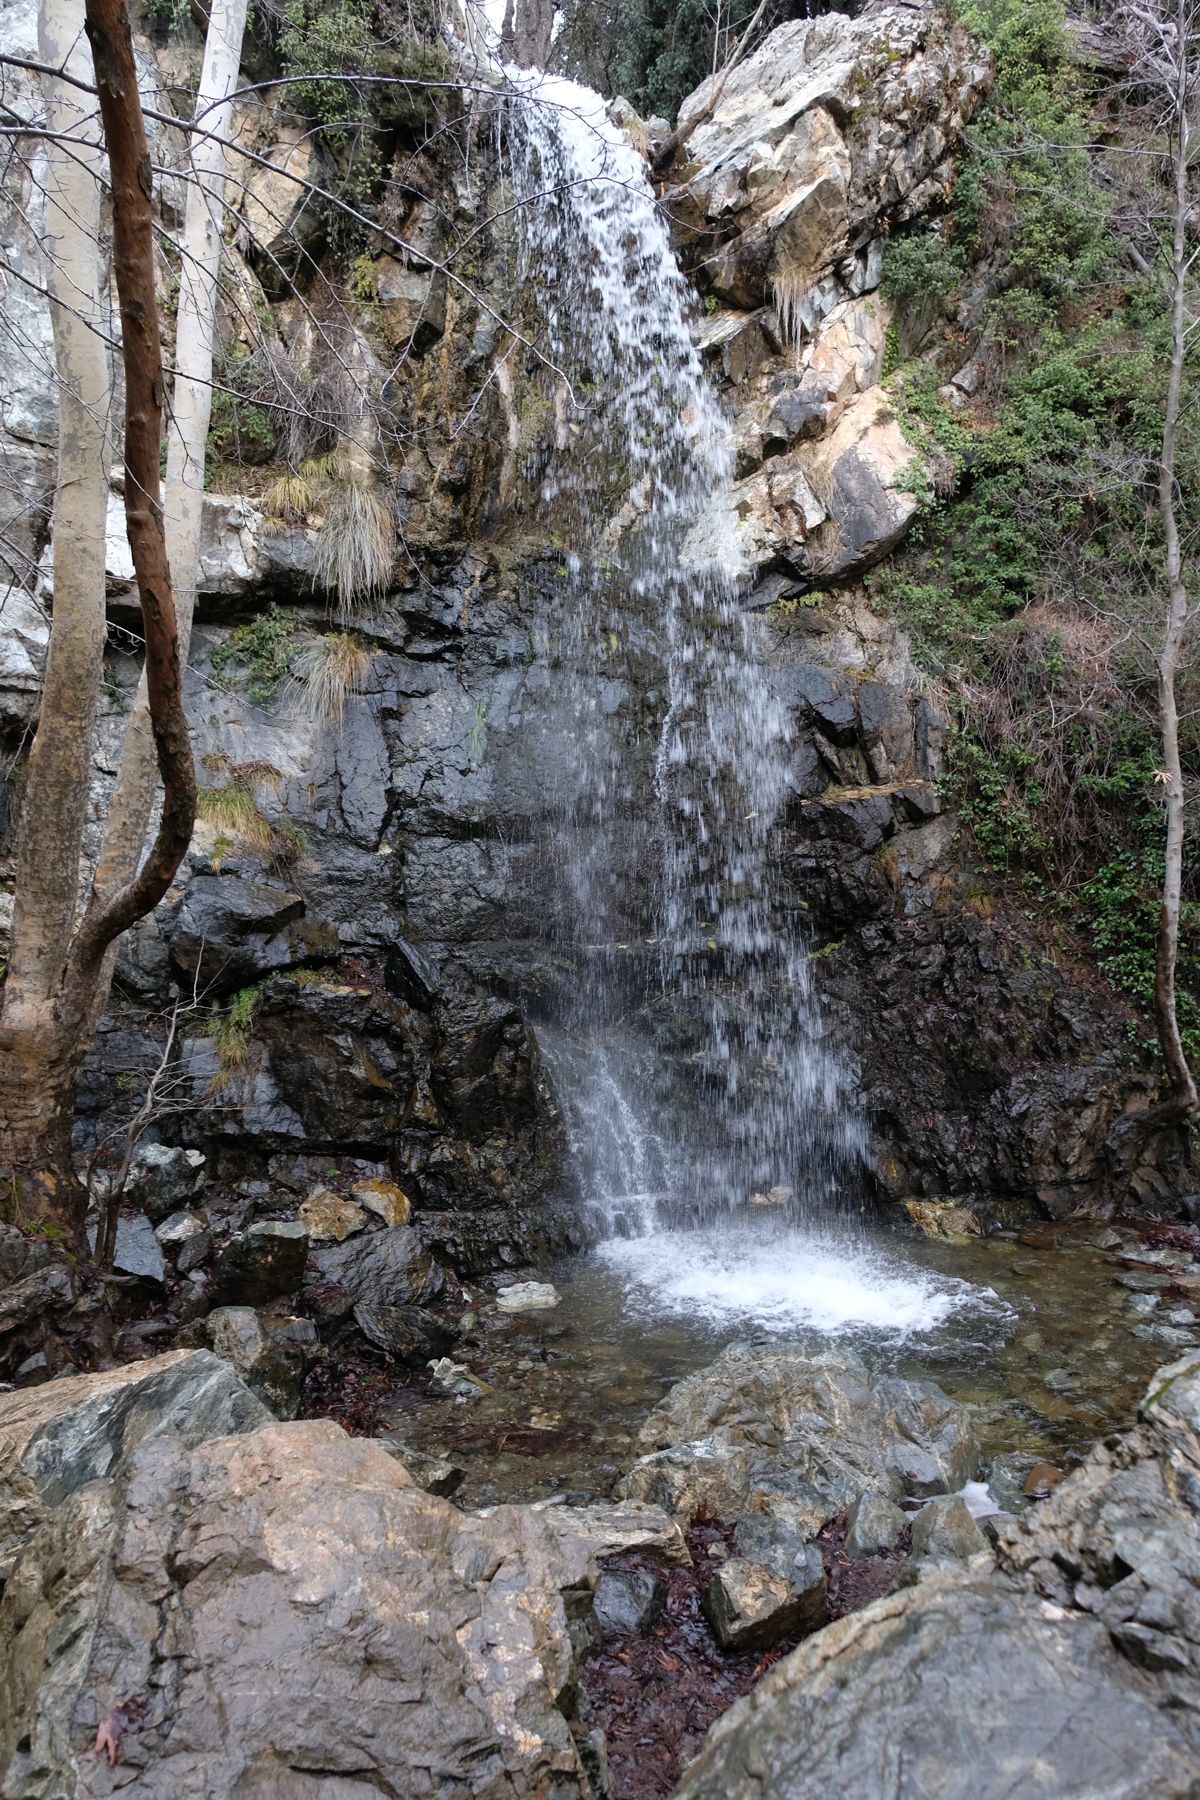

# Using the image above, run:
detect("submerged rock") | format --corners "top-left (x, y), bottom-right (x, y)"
top-left (495, 1280), bottom-right (561, 1313)
top-left (620, 1343), bottom-right (978, 1532)
top-left (672, 1355), bottom-right (1200, 1798)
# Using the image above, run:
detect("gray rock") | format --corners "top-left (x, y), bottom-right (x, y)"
top-left (0, 1264), bottom-right (73, 1337)
top-left (373, 1435), bottom-right (466, 1497)
top-left (620, 1344), bottom-right (977, 1533)
top-left (672, 1357), bottom-right (1200, 1799)
top-left (166, 874), bottom-right (339, 996)
top-left (308, 1226), bottom-right (443, 1320)
top-left (703, 1556), bottom-right (821, 1653)
top-left (844, 1488), bottom-right (907, 1558)
top-left (0, 1420), bottom-right (595, 1795)
top-left (87, 1213), bottom-right (165, 1282)
top-left (732, 1514), bottom-right (827, 1615)
top-left (427, 1356), bottom-right (489, 1399)
top-left (0, 1349), bottom-right (269, 1579)
top-left (594, 1567), bottom-right (665, 1636)
top-left (351, 1300), bottom-right (455, 1364)
top-left (909, 1495), bottom-right (989, 1564)
top-left (205, 1306), bottom-right (318, 1419)
top-left (126, 1142), bottom-right (206, 1222)
top-left (212, 1220), bottom-right (310, 1307)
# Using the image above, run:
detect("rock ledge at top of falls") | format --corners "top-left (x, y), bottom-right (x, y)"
top-left (617, 1343), bottom-right (978, 1532)
top-left (673, 4), bottom-right (992, 319)
top-left (671, 4), bottom-right (992, 591)
top-left (670, 1353), bottom-right (1200, 1799)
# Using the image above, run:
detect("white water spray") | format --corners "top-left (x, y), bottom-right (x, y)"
top-left (499, 76), bottom-right (993, 1337)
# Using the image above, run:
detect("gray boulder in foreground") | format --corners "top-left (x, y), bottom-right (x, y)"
top-left (0, 1418), bottom-right (607, 1797)
top-left (0, 1349), bottom-right (270, 1580)
top-left (672, 1355), bottom-right (1200, 1798)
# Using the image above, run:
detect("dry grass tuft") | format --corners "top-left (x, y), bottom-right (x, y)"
top-left (290, 631), bottom-right (373, 731)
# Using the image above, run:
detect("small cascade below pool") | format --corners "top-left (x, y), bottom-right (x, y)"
top-left (498, 74), bottom-right (990, 1336)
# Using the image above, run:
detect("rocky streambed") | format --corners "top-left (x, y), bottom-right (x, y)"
top-left (3, 1211), bottom-right (1200, 1797)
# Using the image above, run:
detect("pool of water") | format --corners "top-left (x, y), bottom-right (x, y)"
top-left (392, 1219), bottom-right (1196, 1508)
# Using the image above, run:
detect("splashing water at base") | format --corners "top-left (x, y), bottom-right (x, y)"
top-left (597, 1227), bottom-right (1011, 1337)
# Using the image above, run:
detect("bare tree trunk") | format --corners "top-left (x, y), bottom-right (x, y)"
top-left (0, 0), bottom-right (109, 1237)
top-left (500, 0), bottom-right (553, 67)
top-left (0, 0), bottom-right (197, 1240)
top-left (1152, 0), bottom-right (1198, 1122)
top-left (89, 0), bottom-right (248, 968)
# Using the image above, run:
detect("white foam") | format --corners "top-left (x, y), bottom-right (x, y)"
top-left (596, 1227), bottom-right (1007, 1338)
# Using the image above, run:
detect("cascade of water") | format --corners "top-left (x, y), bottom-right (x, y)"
top-left (500, 73), bottom-right (865, 1241)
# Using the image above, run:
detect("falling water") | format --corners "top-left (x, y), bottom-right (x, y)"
top-left (498, 75), bottom-right (983, 1334)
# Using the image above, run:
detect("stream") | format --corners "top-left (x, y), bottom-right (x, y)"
top-left (393, 1219), bottom-right (1190, 1507)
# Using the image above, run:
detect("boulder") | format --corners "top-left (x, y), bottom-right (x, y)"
top-left (307, 1225), bottom-right (442, 1321)
top-left (844, 1489), bottom-right (907, 1559)
top-left (297, 1186), bottom-right (368, 1241)
top-left (352, 1175), bottom-right (412, 1227)
top-left (0, 1420), bottom-right (596, 1795)
top-left (204, 1306), bottom-right (318, 1418)
top-left (671, 1356), bottom-right (1200, 1798)
top-left (212, 1220), bottom-right (310, 1307)
top-left (351, 1301), bottom-right (455, 1364)
top-left (594, 1567), bottom-right (665, 1636)
top-left (0, 1350), bottom-right (269, 1579)
top-left (909, 1494), bottom-right (989, 1564)
top-left (620, 1344), bottom-right (977, 1532)
top-left (126, 1142), bottom-right (206, 1222)
top-left (732, 1516), bottom-right (828, 1632)
top-left (703, 1557), bottom-right (818, 1654)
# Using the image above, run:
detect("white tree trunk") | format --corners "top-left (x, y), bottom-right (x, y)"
top-left (1, 0), bottom-right (109, 1034)
top-left (1152, 2), bottom-right (1197, 1119)
top-left (92, 0), bottom-right (249, 905)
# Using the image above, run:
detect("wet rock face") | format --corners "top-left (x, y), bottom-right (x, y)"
top-left (0, 1420), bottom-right (597, 1798)
top-left (0, 1350), bottom-right (270, 1579)
top-left (671, 1356), bottom-right (1200, 1799)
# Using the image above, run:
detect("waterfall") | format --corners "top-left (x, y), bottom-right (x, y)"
top-left (500, 74), bottom-right (865, 1253)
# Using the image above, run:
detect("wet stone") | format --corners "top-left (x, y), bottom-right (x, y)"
top-left (373, 1435), bottom-right (466, 1497)
top-left (844, 1489), bottom-right (907, 1559)
top-left (986, 1453), bottom-right (1042, 1513)
top-left (593, 1567), bottom-right (665, 1637)
top-left (910, 1495), bottom-right (989, 1563)
top-left (427, 1357), bottom-right (490, 1399)
top-left (495, 1281), bottom-right (561, 1313)
top-left (352, 1302), bottom-right (455, 1365)
top-left (212, 1221), bottom-right (310, 1307)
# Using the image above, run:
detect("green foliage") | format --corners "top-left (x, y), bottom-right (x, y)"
top-left (210, 606), bottom-right (298, 704)
top-left (871, 0), bottom-right (1200, 1072)
top-left (210, 981), bottom-right (268, 1075)
top-left (881, 228), bottom-right (965, 310)
top-left (1081, 835), bottom-right (1200, 1066)
top-left (206, 352), bottom-right (278, 478)
top-left (278, 0), bottom-right (378, 124)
